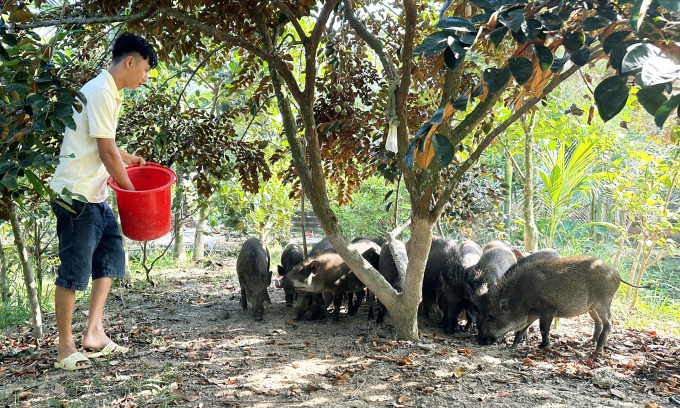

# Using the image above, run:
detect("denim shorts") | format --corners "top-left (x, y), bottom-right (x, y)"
top-left (51, 199), bottom-right (125, 291)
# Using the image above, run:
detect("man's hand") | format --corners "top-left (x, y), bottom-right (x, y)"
top-left (119, 149), bottom-right (146, 166)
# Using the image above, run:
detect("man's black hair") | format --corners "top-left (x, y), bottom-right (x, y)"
top-left (112, 33), bottom-right (158, 69)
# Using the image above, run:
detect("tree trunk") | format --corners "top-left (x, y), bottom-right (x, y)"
top-left (521, 115), bottom-right (539, 252)
top-left (8, 201), bottom-right (42, 338)
top-left (192, 204), bottom-right (208, 261)
top-left (504, 157), bottom-right (513, 231)
top-left (173, 181), bottom-right (186, 261)
top-left (0, 239), bottom-right (9, 304)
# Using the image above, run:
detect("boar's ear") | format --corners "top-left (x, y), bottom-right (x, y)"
top-left (309, 261), bottom-right (320, 274)
top-left (499, 298), bottom-right (510, 312)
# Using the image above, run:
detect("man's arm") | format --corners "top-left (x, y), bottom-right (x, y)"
top-left (97, 138), bottom-right (135, 191)
top-left (118, 148), bottom-right (146, 166)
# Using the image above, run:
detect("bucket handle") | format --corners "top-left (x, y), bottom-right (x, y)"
top-left (126, 162), bottom-right (177, 184)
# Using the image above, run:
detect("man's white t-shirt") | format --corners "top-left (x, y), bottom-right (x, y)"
top-left (50, 70), bottom-right (123, 203)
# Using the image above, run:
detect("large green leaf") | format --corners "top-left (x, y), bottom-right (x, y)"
top-left (583, 15), bottom-right (611, 31)
top-left (621, 43), bottom-right (661, 75)
top-left (490, 27), bottom-right (508, 44)
top-left (483, 67), bottom-right (510, 93)
top-left (562, 31), bottom-right (584, 53)
top-left (436, 16), bottom-right (476, 32)
top-left (654, 94), bottom-right (680, 127)
top-left (610, 40), bottom-right (641, 72)
top-left (640, 56), bottom-right (680, 87)
top-left (508, 57), bottom-right (533, 85)
top-left (636, 88), bottom-right (667, 116)
top-left (439, 0), bottom-right (455, 18)
top-left (432, 134), bottom-right (455, 167)
top-left (534, 45), bottom-right (553, 71)
top-left (603, 31), bottom-right (632, 54)
top-left (413, 31), bottom-right (451, 58)
top-left (594, 76), bottom-right (630, 122)
top-left (501, 11), bottom-right (525, 32)
top-left (536, 12), bottom-right (563, 31)
top-left (430, 107), bottom-right (446, 124)
top-left (570, 47), bottom-right (590, 66)
top-left (454, 93), bottom-right (469, 110)
top-left (444, 46), bottom-right (462, 71)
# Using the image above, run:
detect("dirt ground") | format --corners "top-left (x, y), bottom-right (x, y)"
top-left (1, 258), bottom-right (679, 408)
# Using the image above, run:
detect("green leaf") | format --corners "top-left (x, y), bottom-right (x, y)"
top-left (583, 15), bottom-right (611, 31)
top-left (621, 43), bottom-right (661, 75)
top-left (24, 169), bottom-right (43, 193)
top-left (51, 117), bottom-right (66, 133)
top-left (603, 31), bottom-right (632, 54)
top-left (594, 76), bottom-right (630, 122)
top-left (636, 88), bottom-right (667, 116)
top-left (654, 94), bottom-right (680, 127)
top-left (405, 136), bottom-right (421, 170)
top-left (26, 93), bottom-right (45, 105)
top-left (430, 107), bottom-right (446, 124)
top-left (454, 93), bottom-right (469, 110)
top-left (562, 31), bottom-right (584, 53)
top-left (444, 46), bottom-right (462, 71)
top-left (56, 103), bottom-right (73, 116)
top-left (536, 12), bottom-right (563, 31)
top-left (490, 27), bottom-right (507, 44)
top-left (508, 57), bottom-right (533, 85)
top-left (570, 48), bottom-right (590, 66)
top-left (6, 83), bottom-right (28, 93)
top-left (501, 11), bottom-right (525, 32)
top-left (0, 43), bottom-right (9, 62)
top-left (436, 16), bottom-right (476, 32)
top-left (0, 161), bottom-right (16, 174)
top-left (534, 45), bottom-right (553, 71)
top-left (483, 67), bottom-right (510, 94)
top-left (413, 31), bottom-right (451, 58)
top-left (640, 56), bottom-right (680, 87)
top-left (610, 40), bottom-right (640, 72)
top-left (433, 134), bottom-right (455, 167)
top-left (522, 18), bottom-right (543, 42)
top-left (1, 175), bottom-right (17, 190)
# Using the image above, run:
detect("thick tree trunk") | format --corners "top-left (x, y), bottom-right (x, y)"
top-left (8, 201), bottom-right (42, 338)
top-left (192, 204), bottom-right (208, 261)
top-left (0, 239), bottom-right (9, 304)
top-left (521, 116), bottom-right (539, 252)
top-left (173, 182), bottom-right (185, 261)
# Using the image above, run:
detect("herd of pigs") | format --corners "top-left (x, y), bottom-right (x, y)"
top-left (236, 236), bottom-right (641, 353)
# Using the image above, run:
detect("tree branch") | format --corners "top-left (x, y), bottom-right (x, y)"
top-left (304, 0), bottom-right (339, 107)
top-left (159, 6), bottom-right (304, 107)
top-left (432, 49), bottom-right (604, 218)
top-left (15, 6), bottom-right (154, 29)
top-left (274, 0), bottom-right (308, 42)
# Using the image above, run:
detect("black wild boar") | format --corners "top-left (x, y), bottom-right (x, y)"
top-left (465, 245), bottom-right (517, 328)
top-left (310, 237), bottom-right (334, 255)
top-left (426, 237), bottom-right (466, 332)
top-left (236, 238), bottom-right (272, 321)
top-left (478, 255), bottom-right (628, 352)
top-left (280, 240), bottom-right (380, 321)
top-left (459, 240), bottom-right (483, 270)
top-left (514, 248), bottom-right (561, 269)
top-left (277, 243), bottom-right (304, 307)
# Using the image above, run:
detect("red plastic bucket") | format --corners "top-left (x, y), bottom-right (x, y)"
top-left (107, 163), bottom-right (177, 241)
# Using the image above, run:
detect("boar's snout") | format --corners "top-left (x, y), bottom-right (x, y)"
top-left (275, 277), bottom-right (283, 288)
top-left (477, 334), bottom-right (496, 345)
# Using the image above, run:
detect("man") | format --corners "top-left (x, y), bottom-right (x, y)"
top-left (50, 33), bottom-right (157, 370)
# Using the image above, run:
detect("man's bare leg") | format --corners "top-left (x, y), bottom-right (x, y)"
top-left (55, 286), bottom-right (88, 366)
top-left (81, 277), bottom-right (113, 350)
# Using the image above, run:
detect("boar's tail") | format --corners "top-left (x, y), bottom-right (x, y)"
top-left (619, 278), bottom-right (652, 289)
